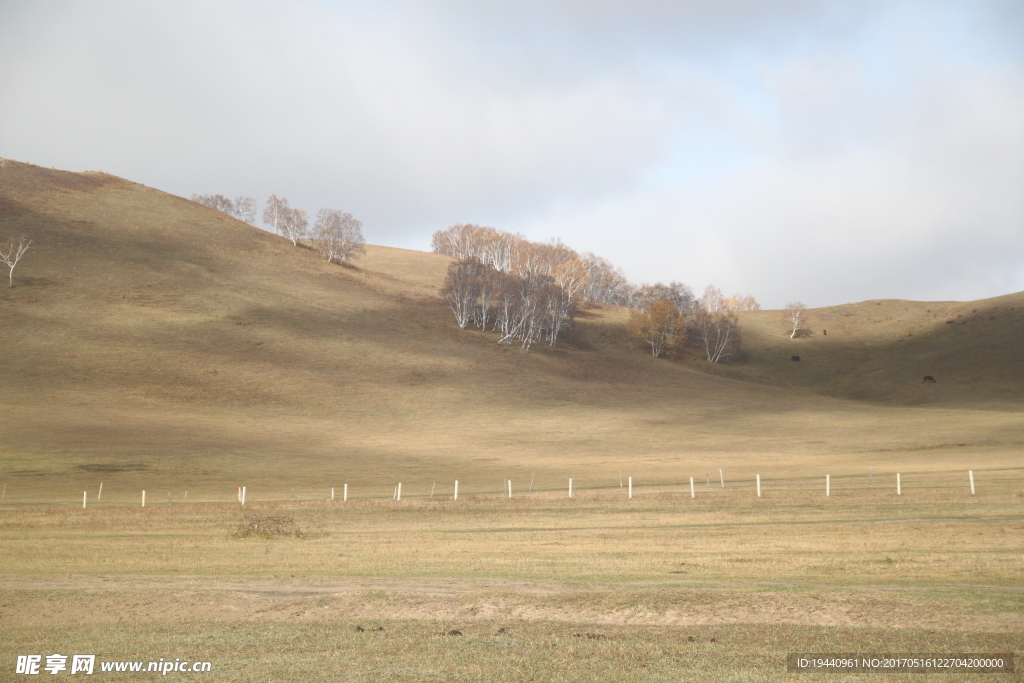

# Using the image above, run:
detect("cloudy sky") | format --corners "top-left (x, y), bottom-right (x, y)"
top-left (2, 0), bottom-right (1022, 307)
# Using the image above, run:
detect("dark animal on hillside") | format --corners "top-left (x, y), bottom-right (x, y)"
top-left (823, 329), bottom-right (827, 335)
top-left (923, 376), bottom-right (936, 383)
top-left (791, 356), bottom-right (800, 362)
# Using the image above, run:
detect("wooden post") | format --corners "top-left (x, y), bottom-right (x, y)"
top-left (896, 473), bottom-right (901, 496)
top-left (826, 475), bottom-right (830, 497)
top-left (83, 491), bottom-right (87, 509)
top-left (343, 483), bottom-right (348, 502)
top-left (756, 474), bottom-right (761, 497)
top-left (690, 477), bottom-right (695, 499)
top-left (98, 482), bottom-right (103, 501)
top-left (719, 469), bottom-right (724, 488)
top-left (507, 480), bottom-right (512, 499)
top-left (142, 490), bottom-right (146, 508)
top-left (454, 480), bottom-right (458, 501)
top-left (430, 482), bottom-right (435, 498)
top-left (396, 483), bottom-right (401, 501)
top-left (969, 470), bottom-right (975, 495)
top-left (568, 478), bottom-right (573, 498)
top-left (628, 476), bottom-right (632, 499)
top-left (331, 487), bottom-right (335, 501)
top-left (241, 486), bottom-right (246, 506)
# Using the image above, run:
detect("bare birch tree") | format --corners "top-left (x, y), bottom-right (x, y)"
top-left (0, 235), bottom-right (31, 287)
top-left (785, 302), bottom-right (809, 338)
top-left (191, 194), bottom-right (234, 214)
top-left (281, 207), bottom-right (308, 246)
top-left (263, 195), bottom-right (289, 236)
top-left (690, 310), bottom-right (741, 363)
top-left (312, 209), bottom-right (365, 264)
top-left (700, 284), bottom-right (725, 313)
top-left (232, 196), bottom-right (257, 224)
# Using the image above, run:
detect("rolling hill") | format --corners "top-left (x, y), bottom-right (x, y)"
top-left (1, 157), bottom-right (1021, 500)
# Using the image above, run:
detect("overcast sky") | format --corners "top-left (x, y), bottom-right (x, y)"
top-left (2, 0), bottom-right (1022, 307)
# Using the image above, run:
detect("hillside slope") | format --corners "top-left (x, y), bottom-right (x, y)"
top-left (1, 158), bottom-right (1020, 498)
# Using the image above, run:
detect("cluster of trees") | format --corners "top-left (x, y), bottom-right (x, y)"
top-left (192, 193), bottom-right (365, 266)
top-left (627, 284), bottom-right (751, 362)
top-left (434, 224), bottom-right (759, 361)
top-left (191, 194), bottom-right (257, 225)
top-left (437, 228), bottom-right (588, 350)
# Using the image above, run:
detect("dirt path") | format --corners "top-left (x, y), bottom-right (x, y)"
top-left (1, 574), bottom-right (1020, 633)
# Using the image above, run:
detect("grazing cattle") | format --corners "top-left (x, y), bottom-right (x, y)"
top-left (923, 376), bottom-right (936, 383)
top-left (791, 355), bottom-right (800, 362)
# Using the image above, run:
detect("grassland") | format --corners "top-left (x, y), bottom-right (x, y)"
top-left (1, 158), bottom-right (1022, 680)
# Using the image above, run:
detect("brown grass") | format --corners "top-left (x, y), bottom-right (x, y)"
top-left (1, 158), bottom-right (1022, 680)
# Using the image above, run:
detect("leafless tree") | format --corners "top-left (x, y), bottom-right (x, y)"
top-left (191, 194), bottom-right (235, 214)
top-left (232, 196), bottom-right (257, 224)
top-left (0, 235), bottom-right (30, 287)
top-left (700, 284), bottom-right (725, 313)
top-left (281, 207), bottom-right (308, 246)
top-left (785, 302), bottom-right (809, 338)
top-left (690, 309), bottom-right (741, 363)
top-left (312, 209), bottom-right (366, 264)
top-left (441, 259), bottom-right (485, 329)
top-left (263, 195), bottom-right (289, 236)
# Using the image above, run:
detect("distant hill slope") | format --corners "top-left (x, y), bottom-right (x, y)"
top-left (1, 158), bottom-right (1021, 492)
top-left (705, 291), bottom-right (1024, 407)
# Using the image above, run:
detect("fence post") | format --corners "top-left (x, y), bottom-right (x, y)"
top-left (507, 480), bottom-right (512, 499)
top-left (896, 473), bottom-right (901, 496)
top-left (568, 478), bottom-right (573, 498)
top-left (454, 480), bottom-right (458, 501)
top-left (83, 491), bottom-right (87, 509)
top-left (142, 490), bottom-right (146, 508)
top-left (690, 477), bottom-right (695, 499)
top-left (331, 487), bottom-right (335, 501)
top-left (628, 476), bottom-right (632, 499)
top-left (241, 486), bottom-right (246, 506)
top-left (719, 469), bottom-right (724, 488)
top-left (619, 470), bottom-right (623, 489)
top-left (431, 482), bottom-right (435, 498)
top-left (98, 482), bottom-right (103, 501)
top-left (529, 474), bottom-right (535, 494)
top-left (826, 475), bottom-right (830, 497)
top-left (756, 474), bottom-right (761, 497)
top-left (343, 483), bottom-right (348, 502)
top-left (969, 470), bottom-right (975, 495)
top-left (397, 483), bottom-right (401, 502)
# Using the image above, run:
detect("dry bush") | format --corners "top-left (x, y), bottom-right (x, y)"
top-left (233, 514), bottom-right (322, 539)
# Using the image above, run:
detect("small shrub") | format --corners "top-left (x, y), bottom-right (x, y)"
top-left (233, 514), bottom-right (321, 539)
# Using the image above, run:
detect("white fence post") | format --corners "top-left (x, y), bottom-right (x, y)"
top-left (397, 483), bottom-right (401, 501)
top-left (719, 469), bottom-right (724, 488)
top-left (507, 480), bottom-right (512, 499)
top-left (241, 486), bottom-right (246, 506)
top-left (331, 487), bottom-right (335, 501)
top-left (142, 490), bottom-right (146, 508)
top-left (826, 475), bottom-right (830, 497)
top-left (756, 474), bottom-right (761, 497)
top-left (454, 480), bottom-right (458, 501)
top-left (690, 477), bottom-right (695, 499)
top-left (628, 476), bottom-right (632, 499)
top-left (969, 470), bottom-right (975, 495)
top-left (83, 491), bottom-right (87, 509)
top-left (343, 484), bottom-right (348, 502)
top-left (568, 478), bottom-right (573, 498)
top-left (98, 482), bottom-right (103, 501)
top-left (896, 473), bottom-right (901, 496)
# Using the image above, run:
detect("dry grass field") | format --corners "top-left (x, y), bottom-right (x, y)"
top-left (1, 158), bottom-right (1022, 680)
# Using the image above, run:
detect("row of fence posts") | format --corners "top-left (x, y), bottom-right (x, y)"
top-left (25, 469), bottom-right (986, 508)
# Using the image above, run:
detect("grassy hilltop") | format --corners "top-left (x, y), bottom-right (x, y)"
top-left (1, 159), bottom-right (1022, 681)
top-left (1, 157), bottom-right (1023, 501)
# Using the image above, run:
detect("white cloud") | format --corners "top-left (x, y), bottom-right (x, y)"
top-left (0, 0), bottom-right (1021, 306)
